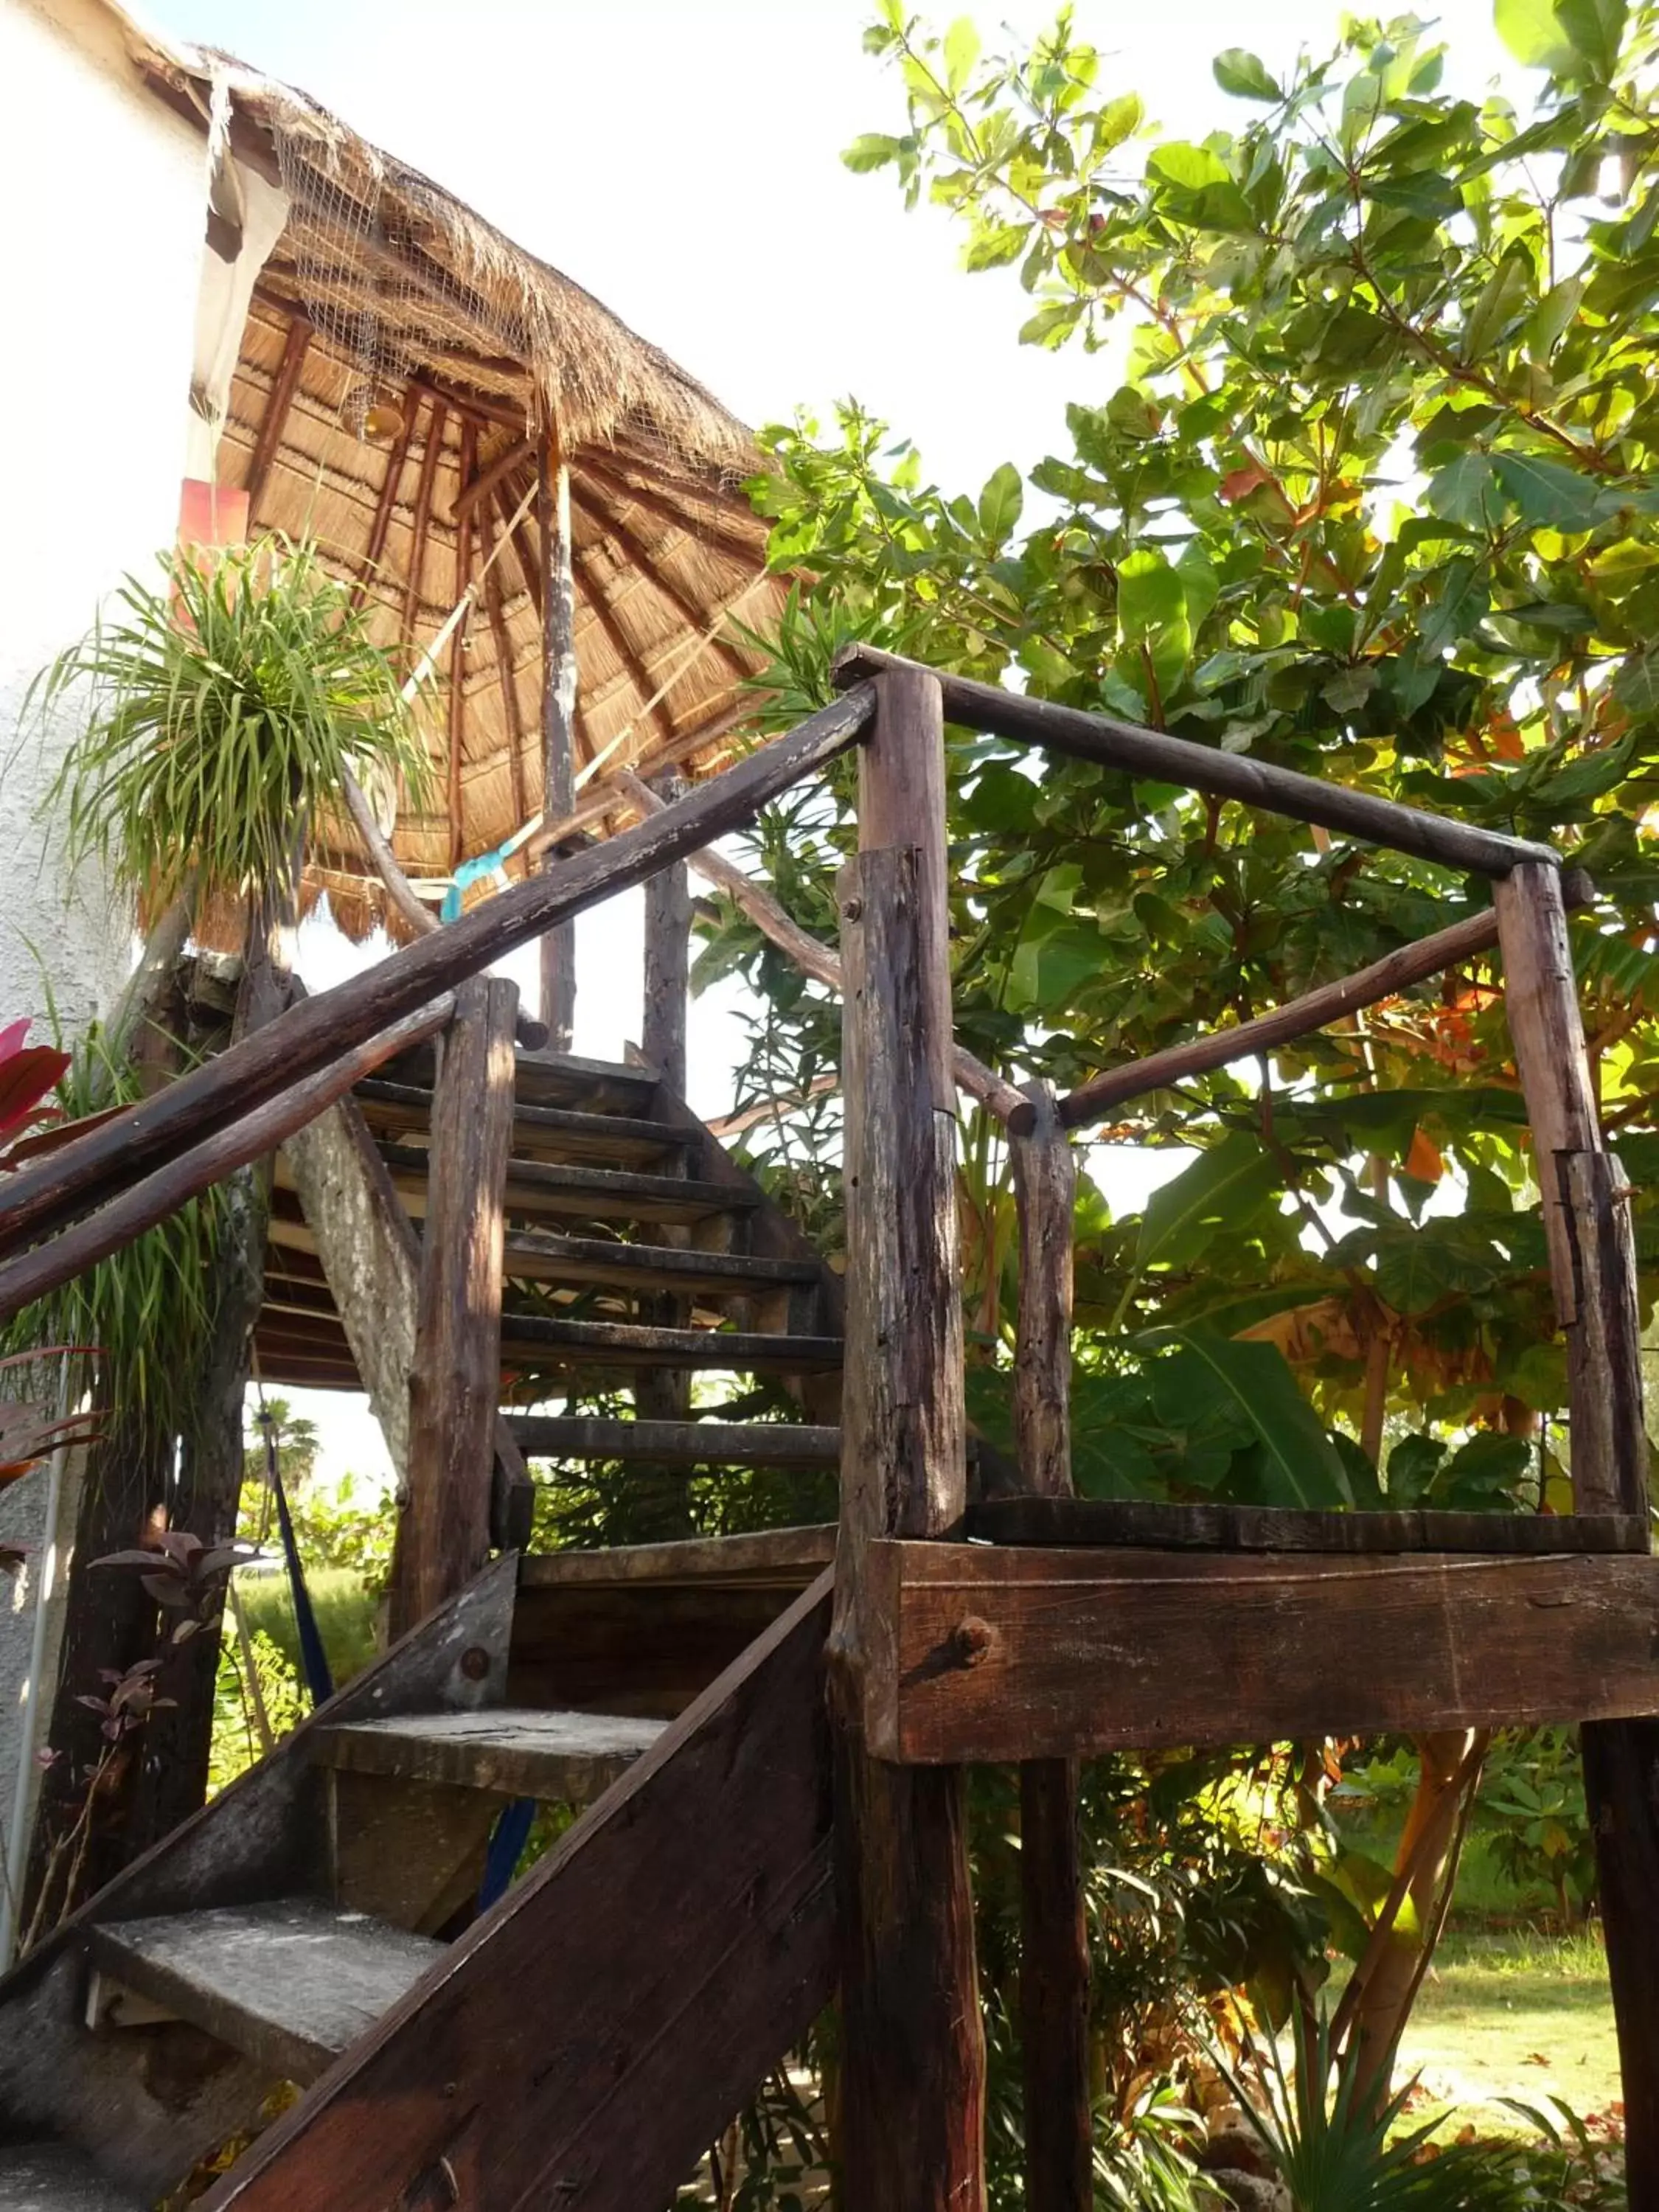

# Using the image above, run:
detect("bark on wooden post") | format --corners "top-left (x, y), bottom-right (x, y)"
top-left (1493, 860), bottom-right (1644, 1514)
top-left (832, 664), bottom-right (985, 2212)
top-left (537, 425), bottom-right (579, 1051)
top-left (1010, 1080), bottom-right (1091, 2212)
top-left (392, 975), bottom-right (518, 1636)
top-left (1495, 858), bottom-right (1658, 2201)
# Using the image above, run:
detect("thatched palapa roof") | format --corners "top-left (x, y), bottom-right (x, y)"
top-left (122, 18), bottom-right (784, 941)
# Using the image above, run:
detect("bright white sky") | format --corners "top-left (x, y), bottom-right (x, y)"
top-left (138, 0), bottom-right (1534, 1478)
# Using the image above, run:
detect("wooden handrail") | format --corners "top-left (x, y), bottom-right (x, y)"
top-left (831, 645), bottom-right (1559, 879)
top-left (0, 685), bottom-right (875, 1262)
top-left (1045, 874), bottom-right (1593, 1133)
top-left (0, 995), bottom-right (455, 1330)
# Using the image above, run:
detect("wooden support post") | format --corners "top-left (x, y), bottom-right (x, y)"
top-left (633, 775), bottom-right (694, 1522)
top-left (392, 975), bottom-right (518, 1637)
top-left (538, 425), bottom-right (579, 1051)
top-left (448, 421), bottom-right (477, 872)
top-left (1009, 1081), bottom-right (1091, 2212)
top-left (245, 315), bottom-right (310, 512)
top-left (1470, 860), bottom-right (1658, 2197)
top-left (833, 665), bottom-right (984, 2212)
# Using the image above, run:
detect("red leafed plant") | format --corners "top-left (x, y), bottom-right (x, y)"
top-left (0, 1018), bottom-right (70, 1166)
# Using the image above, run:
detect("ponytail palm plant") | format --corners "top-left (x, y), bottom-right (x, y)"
top-left (31, 534), bottom-right (431, 916)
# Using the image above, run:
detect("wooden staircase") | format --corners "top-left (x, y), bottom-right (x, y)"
top-left (0, 1047), bottom-right (849, 2208)
top-left (0, 1540), bottom-right (835, 2208)
top-left (260, 1041), bottom-right (846, 1482)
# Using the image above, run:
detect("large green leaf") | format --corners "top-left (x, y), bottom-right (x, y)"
top-left (1135, 1133), bottom-right (1281, 1272)
top-left (1141, 1330), bottom-right (1355, 1508)
top-left (1213, 48), bottom-right (1282, 101)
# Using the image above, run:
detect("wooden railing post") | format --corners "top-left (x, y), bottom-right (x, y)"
top-left (832, 664), bottom-right (984, 2211)
top-left (392, 974), bottom-right (518, 1638)
top-left (538, 426), bottom-right (578, 1051)
top-left (1494, 859), bottom-right (1658, 2199)
top-left (1010, 1079), bottom-right (1091, 2212)
top-left (635, 778), bottom-right (694, 1518)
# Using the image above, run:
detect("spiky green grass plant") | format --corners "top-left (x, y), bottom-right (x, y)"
top-left (30, 535), bottom-right (431, 913)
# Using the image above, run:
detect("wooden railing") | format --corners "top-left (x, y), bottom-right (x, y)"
top-left (0, 645), bottom-right (1652, 2211)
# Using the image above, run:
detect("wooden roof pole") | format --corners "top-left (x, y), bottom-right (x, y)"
top-left (571, 545), bottom-right (678, 749)
top-left (351, 387), bottom-right (418, 610)
top-left (448, 421), bottom-right (478, 871)
top-left (568, 479), bottom-right (751, 686)
top-left (478, 501), bottom-right (529, 827)
top-left (538, 414), bottom-right (579, 1049)
top-left (245, 313), bottom-right (310, 512)
top-left (400, 400), bottom-right (448, 639)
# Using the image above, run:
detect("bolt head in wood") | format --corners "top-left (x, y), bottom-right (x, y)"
top-left (459, 1645), bottom-right (492, 1681)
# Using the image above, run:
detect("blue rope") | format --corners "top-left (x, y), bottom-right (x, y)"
top-left (260, 1411), bottom-right (334, 1708)
top-left (478, 1797), bottom-right (536, 1911)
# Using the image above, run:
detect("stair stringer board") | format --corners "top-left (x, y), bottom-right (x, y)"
top-left (0, 1557), bottom-right (517, 2202)
top-left (201, 1572), bottom-right (836, 2212)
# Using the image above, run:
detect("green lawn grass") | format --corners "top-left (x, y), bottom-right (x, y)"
top-left (234, 1565), bottom-right (380, 1688)
top-left (1397, 1927), bottom-right (1622, 2130)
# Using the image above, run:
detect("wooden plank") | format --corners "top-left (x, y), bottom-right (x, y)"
top-left (1009, 1081), bottom-right (1089, 2212)
top-left (968, 1498), bottom-right (1652, 1555)
top-left (394, 978), bottom-right (518, 1638)
top-left (507, 1581), bottom-right (812, 1719)
top-left (834, 665), bottom-right (984, 2212)
top-left (498, 1312), bottom-right (844, 1374)
top-left (834, 645), bottom-right (1559, 877)
top-left (355, 1080), bottom-right (689, 1165)
top-left (504, 1229), bottom-right (819, 1298)
top-left (88, 1900), bottom-right (445, 2087)
top-left (864, 1543), bottom-right (1659, 1763)
top-left (312, 1708), bottom-right (666, 1800)
top-left (1054, 908), bottom-right (1503, 1131)
top-left (0, 686), bottom-right (876, 1262)
top-left (507, 1415), bottom-right (841, 1469)
top-left (200, 1576), bottom-right (837, 2212)
top-left (519, 1526), bottom-right (836, 1587)
top-left (385, 1149), bottom-right (755, 1227)
top-left (538, 429), bottom-right (579, 1048)
top-left (0, 996), bottom-right (455, 1331)
top-left (0, 2144), bottom-right (140, 2211)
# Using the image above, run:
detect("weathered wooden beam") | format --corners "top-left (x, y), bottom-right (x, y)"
top-left (392, 975), bottom-right (519, 1638)
top-left (539, 427), bottom-right (580, 1049)
top-left (0, 998), bottom-right (455, 1329)
top-left (834, 664), bottom-right (984, 2212)
top-left (245, 314), bottom-right (310, 512)
top-left (579, 449), bottom-right (771, 568)
top-left (832, 645), bottom-right (1559, 878)
top-left (0, 684), bottom-right (874, 1263)
top-left (1581, 1719), bottom-right (1659, 2203)
top-left (451, 434), bottom-right (535, 524)
top-left (970, 1497), bottom-right (1650, 1555)
top-left (1055, 908), bottom-right (1503, 1131)
top-left (1009, 1081), bottom-right (1090, 2212)
top-left (1494, 858), bottom-right (1658, 2199)
top-left (862, 1544), bottom-right (1659, 1764)
top-left (641, 774), bottom-right (691, 1099)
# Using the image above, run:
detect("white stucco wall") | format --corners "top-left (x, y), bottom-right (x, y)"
top-left (0, 0), bottom-right (206, 1038)
top-left (0, 0), bottom-right (208, 1944)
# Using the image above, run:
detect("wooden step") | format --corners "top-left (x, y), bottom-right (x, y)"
top-left (521, 1526), bottom-right (838, 1587)
top-left (384, 1046), bottom-right (660, 1116)
top-left (356, 1082), bottom-right (690, 1167)
top-left (0, 2145), bottom-right (139, 2211)
top-left (86, 1899), bottom-right (445, 2087)
top-left (499, 1314), bottom-right (844, 1374)
top-left (383, 1148), bottom-right (755, 1227)
top-left (508, 1415), bottom-right (841, 1468)
top-left (311, 1707), bottom-right (666, 1800)
top-left (504, 1231), bottom-right (821, 1299)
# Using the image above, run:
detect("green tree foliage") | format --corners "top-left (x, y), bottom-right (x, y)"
top-left (722, 1), bottom-right (1659, 1507)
